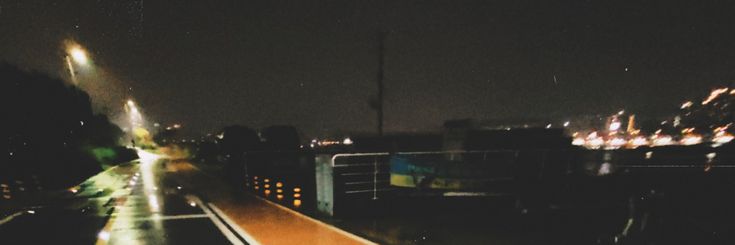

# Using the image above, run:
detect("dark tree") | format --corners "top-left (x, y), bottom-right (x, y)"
top-left (1, 63), bottom-right (130, 188)
top-left (220, 125), bottom-right (260, 157)
top-left (260, 125), bottom-right (301, 151)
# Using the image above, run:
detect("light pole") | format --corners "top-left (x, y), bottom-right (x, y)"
top-left (65, 46), bottom-right (88, 85)
top-left (126, 99), bottom-right (143, 128)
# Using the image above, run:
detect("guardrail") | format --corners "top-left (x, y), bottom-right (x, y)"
top-left (238, 145), bottom-right (735, 217)
top-left (316, 150), bottom-right (578, 217)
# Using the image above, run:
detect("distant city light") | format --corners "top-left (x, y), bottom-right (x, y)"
top-left (563, 121), bottom-right (570, 127)
top-left (681, 101), bottom-right (693, 109)
top-left (588, 131), bottom-right (597, 138)
top-left (629, 137), bottom-right (649, 148)
top-left (712, 131), bottom-right (733, 146)
top-left (652, 135), bottom-right (674, 146)
top-left (702, 88), bottom-right (729, 105)
top-left (681, 127), bottom-right (695, 134)
top-left (586, 137), bottom-right (604, 149)
top-left (607, 137), bottom-right (626, 149)
top-left (680, 134), bottom-right (703, 145)
top-left (706, 152), bottom-right (717, 161)
top-left (608, 121), bottom-right (621, 131)
top-left (318, 140), bottom-right (341, 146)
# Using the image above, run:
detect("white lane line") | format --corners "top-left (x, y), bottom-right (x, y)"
top-left (152, 214), bottom-right (209, 220)
top-left (251, 195), bottom-right (378, 245)
top-left (113, 214), bottom-right (209, 222)
top-left (208, 204), bottom-right (262, 245)
top-left (188, 195), bottom-right (245, 245)
top-left (0, 211), bottom-right (24, 226)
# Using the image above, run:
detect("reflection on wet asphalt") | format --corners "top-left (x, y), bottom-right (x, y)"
top-left (0, 152), bottom-right (234, 245)
top-left (97, 151), bottom-right (233, 245)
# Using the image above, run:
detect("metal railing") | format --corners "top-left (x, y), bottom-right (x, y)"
top-left (328, 150), bottom-right (575, 200)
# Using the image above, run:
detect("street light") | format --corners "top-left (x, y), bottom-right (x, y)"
top-left (69, 47), bottom-right (88, 65)
top-left (65, 45), bottom-right (89, 85)
top-left (126, 100), bottom-right (143, 127)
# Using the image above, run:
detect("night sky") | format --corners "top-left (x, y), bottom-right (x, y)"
top-left (2, 0), bottom-right (734, 137)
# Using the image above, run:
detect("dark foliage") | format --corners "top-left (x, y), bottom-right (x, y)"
top-left (260, 125), bottom-right (301, 151)
top-left (220, 125), bottom-right (260, 157)
top-left (2, 63), bottom-right (130, 188)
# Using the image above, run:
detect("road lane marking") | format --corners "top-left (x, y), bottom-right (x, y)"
top-left (113, 214), bottom-right (209, 222)
top-left (250, 195), bottom-right (378, 245)
top-left (188, 195), bottom-right (246, 245)
top-left (208, 203), bottom-right (262, 245)
top-left (0, 211), bottom-right (24, 226)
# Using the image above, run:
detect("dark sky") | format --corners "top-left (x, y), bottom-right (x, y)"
top-left (2, 0), bottom-right (734, 137)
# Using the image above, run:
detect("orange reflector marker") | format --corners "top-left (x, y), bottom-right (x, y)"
top-left (264, 184), bottom-right (270, 189)
top-left (293, 187), bottom-right (301, 193)
top-left (293, 199), bottom-right (302, 207)
top-left (293, 193), bottom-right (301, 198)
top-left (264, 179), bottom-right (270, 183)
top-left (277, 194), bottom-right (283, 200)
top-left (264, 189), bottom-right (271, 195)
top-left (254, 176), bottom-right (258, 180)
top-left (276, 182), bottom-right (283, 188)
top-left (254, 186), bottom-right (259, 190)
top-left (276, 189), bottom-right (283, 193)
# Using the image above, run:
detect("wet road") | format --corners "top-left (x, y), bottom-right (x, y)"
top-left (0, 162), bottom-right (135, 244)
top-left (0, 150), bottom-right (376, 245)
top-left (0, 151), bottom-right (241, 245)
top-left (96, 150), bottom-right (239, 245)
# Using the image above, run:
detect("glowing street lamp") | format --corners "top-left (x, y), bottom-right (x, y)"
top-left (125, 99), bottom-right (143, 128)
top-left (69, 47), bottom-right (88, 65)
top-left (65, 45), bottom-right (89, 85)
